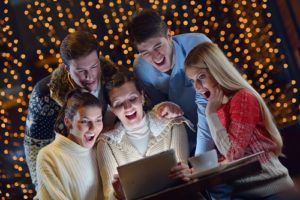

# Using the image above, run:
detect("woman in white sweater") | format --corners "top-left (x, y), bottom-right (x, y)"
top-left (36, 91), bottom-right (104, 200)
top-left (97, 70), bottom-right (193, 200)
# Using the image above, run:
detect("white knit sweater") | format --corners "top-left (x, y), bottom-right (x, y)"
top-left (96, 112), bottom-right (189, 200)
top-left (36, 133), bottom-right (103, 200)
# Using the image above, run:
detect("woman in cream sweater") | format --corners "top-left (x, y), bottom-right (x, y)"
top-left (97, 70), bottom-right (193, 200)
top-left (36, 91), bottom-right (104, 200)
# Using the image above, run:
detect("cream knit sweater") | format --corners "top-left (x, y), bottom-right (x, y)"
top-left (36, 134), bottom-right (103, 200)
top-left (97, 112), bottom-right (189, 200)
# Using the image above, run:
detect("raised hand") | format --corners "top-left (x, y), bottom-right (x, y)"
top-left (206, 86), bottom-right (224, 115)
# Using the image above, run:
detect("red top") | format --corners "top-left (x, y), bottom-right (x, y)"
top-left (216, 89), bottom-right (277, 163)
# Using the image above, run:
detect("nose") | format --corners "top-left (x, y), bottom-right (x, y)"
top-left (150, 49), bottom-right (160, 58)
top-left (123, 100), bottom-right (132, 110)
top-left (85, 70), bottom-right (93, 80)
top-left (88, 122), bottom-right (95, 131)
top-left (194, 80), bottom-right (204, 91)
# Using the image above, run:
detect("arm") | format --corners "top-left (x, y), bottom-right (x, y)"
top-left (195, 93), bottom-right (215, 155)
top-left (169, 124), bottom-right (192, 182)
top-left (36, 151), bottom-right (70, 200)
top-left (206, 90), bottom-right (260, 161)
top-left (97, 138), bottom-right (119, 200)
top-left (170, 124), bottom-right (189, 162)
top-left (24, 80), bottom-right (59, 189)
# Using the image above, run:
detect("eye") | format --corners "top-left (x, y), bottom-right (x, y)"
top-left (196, 73), bottom-right (206, 80)
top-left (112, 102), bottom-right (123, 109)
top-left (96, 117), bottom-right (103, 123)
top-left (154, 44), bottom-right (162, 50)
top-left (141, 52), bottom-right (149, 57)
top-left (128, 96), bottom-right (138, 103)
top-left (80, 120), bottom-right (88, 124)
top-left (77, 70), bottom-right (86, 75)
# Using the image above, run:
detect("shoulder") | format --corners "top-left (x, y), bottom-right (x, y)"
top-left (230, 89), bottom-right (259, 109)
top-left (133, 56), bottom-right (159, 81)
top-left (232, 89), bottom-right (257, 102)
top-left (37, 142), bottom-right (57, 163)
top-left (30, 75), bottom-right (51, 98)
top-left (99, 122), bottom-right (126, 144)
top-left (173, 33), bottom-right (211, 46)
top-left (48, 67), bottom-right (75, 106)
top-left (27, 77), bottom-right (60, 124)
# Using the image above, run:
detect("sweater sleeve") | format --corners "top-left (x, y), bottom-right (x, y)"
top-left (36, 151), bottom-right (70, 200)
top-left (206, 90), bottom-right (261, 161)
top-left (169, 124), bottom-right (189, 163)
top-left (97, 139), bottom-right (118, 200)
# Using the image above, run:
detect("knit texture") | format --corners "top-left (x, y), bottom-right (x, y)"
top-left (207, 89), bottom-right (293, 198)
top-left (36, 134), bottom-right (103, 200)
top-left (96, 112), bottom-right (189, 200)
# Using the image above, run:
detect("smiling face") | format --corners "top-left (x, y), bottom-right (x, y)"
top-left (68, 50), bottom-right (101, 92)
top-left (136, 32), bottom-right (173, 73)
top-left (109, 81), bottom-right (144, 128)
top-left (65, 106), bottom-right (103, 149)
top-left (186, 66), bottom-right (219, 99)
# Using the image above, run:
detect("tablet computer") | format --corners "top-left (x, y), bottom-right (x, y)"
top-left (117, 149), bottom-right (178, 200)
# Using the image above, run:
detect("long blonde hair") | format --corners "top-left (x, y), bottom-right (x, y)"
top-left (184, 42), bottom-right (283, 155)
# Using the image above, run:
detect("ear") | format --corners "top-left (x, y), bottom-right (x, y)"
top-left (140, 91), bottom-right (145, 105)
top-left (62, 63), bottom-right (70, 72)
top-left (109, 105), bottom-right (117, 116)
top-left (64, 116), bottom-right (72, 129)
top-left (166, 29), bottom-right (172, 41)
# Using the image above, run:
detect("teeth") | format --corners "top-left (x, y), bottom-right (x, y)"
top-left (125, 111), bottom-right (136, 116)
top-left (154, 57), bottom-right (164, 64)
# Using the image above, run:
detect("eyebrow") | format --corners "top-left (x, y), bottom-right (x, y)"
top-left (111, 92), bottom-right (139, 102)
top-left (139, 42), bottom-right (162, 54)
top-left (75, 60), bottom-right (99, 70)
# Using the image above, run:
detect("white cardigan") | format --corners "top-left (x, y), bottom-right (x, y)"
top-left (97, 112), bottom-right (189, 200)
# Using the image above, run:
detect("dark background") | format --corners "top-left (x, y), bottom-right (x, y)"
top-left (1, 0), bottom-right (300, 199)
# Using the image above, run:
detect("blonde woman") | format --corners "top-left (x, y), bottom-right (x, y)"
top-left (184, 42), bottom-right (294, 199)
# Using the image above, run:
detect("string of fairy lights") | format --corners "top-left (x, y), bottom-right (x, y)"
top-left (1, 0), bottom-right (299, 199)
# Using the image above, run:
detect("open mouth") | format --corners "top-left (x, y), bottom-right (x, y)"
top-left (84, 133), bottom-right (95, 142)
top-left (125, 111), bottom-right (137, 120)
top-left (154, 57), bottom-right (165, 67)
top-left (203, 91), bottom-right (211, 98)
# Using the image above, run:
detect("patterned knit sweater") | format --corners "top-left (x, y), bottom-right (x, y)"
top-left (36, 134), bottom-right (103, 200)
top-left (206, 88), bottom-right (294, 198)
top-left (96, 112), bottom-right (189, 200)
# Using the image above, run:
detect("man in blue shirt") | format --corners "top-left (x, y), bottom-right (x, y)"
top-left (127, 10), bottom-right (214, 155)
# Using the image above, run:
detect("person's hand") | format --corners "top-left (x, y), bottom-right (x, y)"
top-left (206, 86), bottom-right (224, 115)
top-left (169, 162), bottom-right (193, 182)
top-left (112, 174), bottom-right (125, 200)
top-left (153, 101), bottom-right (184, 119)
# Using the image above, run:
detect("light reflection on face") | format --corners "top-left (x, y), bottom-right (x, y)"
top-left (109, 81), bottom-right (144, 128)
top-left (66, 106), bottom-right (103, 149)
top-left (186, 67), bottom-right (218, 99)
top-left (68, 50), bottom-right (101, 92)
top-left (136, 34), bottom-right (173, 73)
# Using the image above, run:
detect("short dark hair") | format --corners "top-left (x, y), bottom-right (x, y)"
top-left (103, 68), bottom-right (142, 105)
top-left (60, 31), bottom-right (99, 65)
top-left (127, 9), bottom-right (168, 45)
top-left (54, 89), bottom-right (102, 135)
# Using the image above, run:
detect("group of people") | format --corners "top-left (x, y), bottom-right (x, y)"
top-left (25, 9), bottom-right (295, 200)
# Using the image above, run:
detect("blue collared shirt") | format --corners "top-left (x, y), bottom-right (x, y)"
top-left (134, 33), bottom-right (215, 155)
